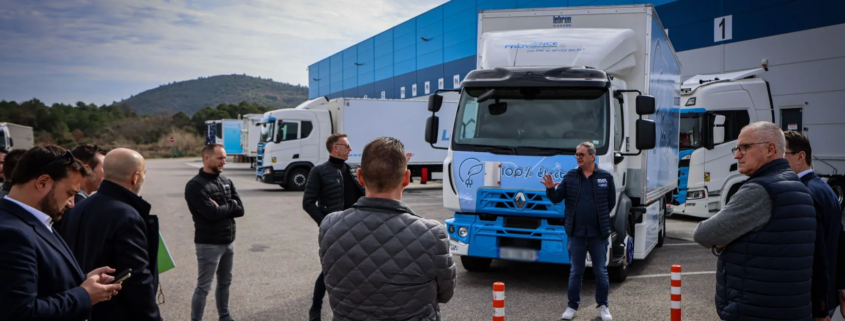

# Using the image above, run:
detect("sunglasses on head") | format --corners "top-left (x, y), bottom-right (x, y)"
top-left (45, 150), bottom-right (75, 169)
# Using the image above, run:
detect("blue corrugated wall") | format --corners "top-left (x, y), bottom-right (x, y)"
top-left (308, 0), bottom-right (845, 99)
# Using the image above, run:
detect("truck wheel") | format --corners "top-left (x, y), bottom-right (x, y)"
top-left (610, 221), bottom-right (634, 283)
top-left (460, 256), bottom-right (492, 272)
top-left (286, 168), bottom-right (308, 191)
top-left (829, 178), bottom-right (845, 208)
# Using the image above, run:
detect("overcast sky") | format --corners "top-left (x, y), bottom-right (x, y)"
top-left (0, 0), bottom-right (448, 106)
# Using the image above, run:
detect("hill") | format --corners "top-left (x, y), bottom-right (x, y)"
top-left (118, 74), bottom-right (309, 115)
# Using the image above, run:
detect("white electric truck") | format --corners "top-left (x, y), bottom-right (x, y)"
top-left (672, 62), bottom-right (845, 217)
top-left (425, 4), bottom-right (681, 282)
top-left (255, 97), bottom-right (458, 191)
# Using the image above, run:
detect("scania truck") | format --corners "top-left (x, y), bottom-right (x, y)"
top-left (425, 4), bottom-right (681, 282)
top-left (673, 61), bottom-right (845, 217)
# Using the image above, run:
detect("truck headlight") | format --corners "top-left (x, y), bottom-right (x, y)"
top-left (688, 190), bottom-right (706, 199)
top-left (458, 227), bottom-right (468, 237)
top-left (685, 97), bottom-right (696, 106)
top-left (681, 154), bottom-right (691, 160)
top-left (448, 225), bottom-right (455, 234)
top-left (263, 168), bottom-right (272, 175)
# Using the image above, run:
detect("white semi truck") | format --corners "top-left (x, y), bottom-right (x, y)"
top-left (425, 4), bottom-right (680, 282)
top-left (255, 97), bottom-right (458, 191)
top-left (0, 122), bottom-right (34, 151)
top-left (672, 61), bottom-right (845, 217)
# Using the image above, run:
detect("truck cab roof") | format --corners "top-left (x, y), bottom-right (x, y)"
top-left (462, 66), bottom-right (609, 88)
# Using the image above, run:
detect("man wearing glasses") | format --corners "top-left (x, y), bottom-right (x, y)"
top-left (693, 121), bottom-right (817, 321)
top-left (542, 141), bottom-right (616, 321)
top-left (303, 133), bottom-right (365, 321)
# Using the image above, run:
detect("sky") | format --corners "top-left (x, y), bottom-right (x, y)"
top-left (0, 0), bottom-right (449, 106)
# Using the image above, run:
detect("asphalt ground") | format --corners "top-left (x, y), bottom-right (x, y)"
top-left (145, 157), bottom-right (727, 320)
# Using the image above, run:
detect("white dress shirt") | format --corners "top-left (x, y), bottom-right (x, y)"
top-left (797, 169), bottom-right (813, 179)
top-left (3, 196), bottom-right (54, 232)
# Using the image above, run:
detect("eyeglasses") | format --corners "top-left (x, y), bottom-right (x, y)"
top-left (335, 143), bottom-right (350, 148)
top-left (575, 153), bottom-right (589, 158)
top-left (45, 150), bottom-right (75, 168)
top-left (731, 142), bottom-right (769, 155)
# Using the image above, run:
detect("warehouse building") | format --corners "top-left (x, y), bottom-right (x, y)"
top-left (308, 0), bottom-right (845, 120)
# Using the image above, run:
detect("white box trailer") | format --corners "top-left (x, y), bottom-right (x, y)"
top-left (239, 113), bottom-right (263, 167)
top-left (0, 122), bottom-right (34, 151)
top-left (256, 97), bottom-right (458, 190)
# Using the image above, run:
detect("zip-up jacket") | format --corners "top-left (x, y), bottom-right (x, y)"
top-left (545, 165), bottom-right (616, 239)
top-left (303, 158), bottom-right (365, 226)
top-left (185, 169), bottom-right (244, 245)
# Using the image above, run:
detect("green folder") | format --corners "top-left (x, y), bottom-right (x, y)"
top-left (157, 232), bottom-right (176, 274)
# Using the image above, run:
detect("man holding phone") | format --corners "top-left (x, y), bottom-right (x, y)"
top-left (0, 145), bottom-right (123, 321)
top-left (62, 148), bottom-right (161, 321)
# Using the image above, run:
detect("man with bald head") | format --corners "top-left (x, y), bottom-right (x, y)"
top-left (693, 121), bottom-right (817, 321)
top-left (60, 148), bottom-right (162, 321)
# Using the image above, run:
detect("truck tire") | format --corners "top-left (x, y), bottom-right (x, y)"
top-left (460, 256), bottom-right (492, 272)
top-left (285, 168), bottom-right (309, 191)
top-left (828, 178), bottom-right (845, 208)
top-left (609, 219), bottom-right (633, 283)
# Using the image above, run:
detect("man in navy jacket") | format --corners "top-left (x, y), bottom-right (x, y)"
top-left (784, 130), bottom-right (843, 320)
top-left (61, 148), bottom-right (162, 321)
top-left (0, 145), bottom-right (123, 321)
top-left (543, 142), bottom-right (616, 321)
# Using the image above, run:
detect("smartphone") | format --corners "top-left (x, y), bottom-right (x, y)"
top-left (110, 268), bottom-right (132, 284)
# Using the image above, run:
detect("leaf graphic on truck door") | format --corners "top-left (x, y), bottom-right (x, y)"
top-left (458, 158), bottom-right (483, 188)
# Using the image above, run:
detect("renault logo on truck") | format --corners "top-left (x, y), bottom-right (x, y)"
top-left (514, 192), bottom-right (527, 209)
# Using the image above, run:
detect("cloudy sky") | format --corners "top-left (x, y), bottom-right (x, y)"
top-left (0, 0), bottom-right (448, 106)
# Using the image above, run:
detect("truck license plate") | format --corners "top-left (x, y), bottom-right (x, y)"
top-left (449, 240), bottom-right (469, 256)
top-left (499, 247), bottom-right (538, 262)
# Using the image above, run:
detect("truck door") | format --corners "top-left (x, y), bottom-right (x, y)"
top-left (780, 107), bottom-right (803, 133)
top-left (273, 120), bottom-right (302, 169)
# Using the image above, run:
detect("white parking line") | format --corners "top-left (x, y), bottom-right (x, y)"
top-left (628, 271), bottom-right (716, 279)
top-left (664, 243), bottom-right (701, 246)
top-left (185, 163), bottom-right (202, 169)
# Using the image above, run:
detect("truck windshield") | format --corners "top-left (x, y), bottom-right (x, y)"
top-left (260, 122), bottom-right (275, 142)
top-left (453, 87), bottom-right (609, 155)
top-left (679, 114), bottom-right (703, 150)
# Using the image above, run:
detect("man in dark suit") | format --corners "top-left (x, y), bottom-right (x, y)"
top-left (784, 130), bottom-right (843, 320)
top-left (62, 148), bottom-right (161, 321)
top-left (0, 145), bottom-right (124, 321)
top-left (55, 144), bottom-right (107, 235)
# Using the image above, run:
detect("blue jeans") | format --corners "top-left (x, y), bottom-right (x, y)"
top-left (191, 243), bottom-right (235, 321)
top-left (567, 236), bottom-right (609, 310)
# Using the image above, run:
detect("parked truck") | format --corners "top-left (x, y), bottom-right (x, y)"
top-left (240, 113), bottom-right (264, 168)
top-left (0, 122), bottom-right (34, 151)
top-left (424, 4), bottom-right (680, 282)
top-left (205, 119), bottom-right (243, 156)
top-left (672, 61), bottom-right (845, 217)
top-left (256, 97), bottom-right (458, 191)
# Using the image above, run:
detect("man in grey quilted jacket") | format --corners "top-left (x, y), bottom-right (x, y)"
top-left (319, 137), bottom-right (457, 320)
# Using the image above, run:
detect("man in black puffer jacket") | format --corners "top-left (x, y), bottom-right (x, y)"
top-left (303, 133), bottom-right (364, 321)
top-left (185, 143), bottom-right (244, 321)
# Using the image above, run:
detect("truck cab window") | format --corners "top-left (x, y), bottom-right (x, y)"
top-left (277, 121), bottom-right (299, 142)
top-left (216, 123), bottom-right (223, 140)
top-left (679, 114), bottom-right (703, 150)
top-left (301, 121), bottom-right (313, 139)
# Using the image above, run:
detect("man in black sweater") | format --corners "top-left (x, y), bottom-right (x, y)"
top-left (303, 133), bottom-right (365, 321)
top-left (185, 143), bottom-right (244, 321)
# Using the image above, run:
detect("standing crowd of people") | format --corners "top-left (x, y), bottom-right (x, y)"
top-left (0, 120), bottom-right (842, 321)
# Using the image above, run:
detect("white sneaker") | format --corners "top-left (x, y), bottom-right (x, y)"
top-left (561, 307), bottom-right (577, 320)
top-left (598, 305), bottom-right (612, 321)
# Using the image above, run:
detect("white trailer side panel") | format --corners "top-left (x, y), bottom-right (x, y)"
top-left (341, 99), bottom-right (457, 166)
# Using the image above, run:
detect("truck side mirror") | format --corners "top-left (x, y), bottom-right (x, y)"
top-left (712, 115), bottom-right (726, 145)
top-left (8, 138), bottom-right (13, 147)
top-left (636, 95), bottom-right (656, 115)
top-left (428, 94), bottom-right (443, 112)
top-left (636, 119), bottom-right (656, 150)
top-left (425, 116), bottom-right (440, 144)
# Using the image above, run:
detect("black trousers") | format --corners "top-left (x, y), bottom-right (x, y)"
top-left (310, 272), bottom-right (326, 319)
